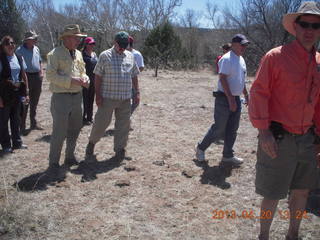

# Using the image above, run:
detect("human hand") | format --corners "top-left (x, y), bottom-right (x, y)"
top-left (228, 96), bottom-right (237, 112)
top-left (244, 94), bottom-right (249, 107)
top-left (25, 95), bottom-right (30, 104)
top-left (258, 129), bottom-right (278, 159)
top-left (134, 93), bottom-right (140, 106)
top-left (96, 94), bottom-right (102, 107)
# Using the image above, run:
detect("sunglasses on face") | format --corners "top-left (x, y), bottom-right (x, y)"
top-left (5, 41), bottom-right (15, 46)
top-left (297, 21), bottom-right (320, 30)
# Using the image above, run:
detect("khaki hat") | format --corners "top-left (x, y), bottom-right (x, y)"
top-left (59, 24), bottom-right (87, 40)
top-left (24, 30), bottom-right (39, 41)
top-left (282, 1), bottom-right (320, 36)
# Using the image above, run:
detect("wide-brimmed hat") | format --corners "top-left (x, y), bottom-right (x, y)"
top-left (59, 24), bottom-right (87, 40)
top-left (282, 1), bottom-right (320, 36)
top-left (24, 30), bottom-right (38, 41)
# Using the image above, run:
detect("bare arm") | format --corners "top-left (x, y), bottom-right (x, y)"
top-left (243, 85), bottom-right (249, 106)
top-left (132, 75), bottom-right (140, 106)
top-left (95, 74), bottom-right (103, 106)
top-left (219, 73), bottom-right (236, 112)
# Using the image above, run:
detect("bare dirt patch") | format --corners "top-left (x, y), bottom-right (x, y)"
top-left (0, 69), bottom-right (319, 240)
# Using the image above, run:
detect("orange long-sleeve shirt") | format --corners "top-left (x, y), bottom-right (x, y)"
top-left (249, 40), bottom-right (320, 135)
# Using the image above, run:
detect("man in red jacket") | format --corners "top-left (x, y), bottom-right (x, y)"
top-left (249, 2), bottom-right (320, 240)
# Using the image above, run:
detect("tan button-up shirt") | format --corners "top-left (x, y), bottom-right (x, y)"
top-left (46, 45), bottom-right (89, 93)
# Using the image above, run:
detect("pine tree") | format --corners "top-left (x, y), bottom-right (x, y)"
top-left (143, 21), bottom-right (181, 77)
top-left (0, 0), bottom-right (25, 43)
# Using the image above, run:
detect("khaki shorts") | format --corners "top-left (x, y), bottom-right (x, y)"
top-left (255, 130), bottom-right (318, 200)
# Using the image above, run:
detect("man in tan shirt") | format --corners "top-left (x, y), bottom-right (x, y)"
top-left (46, 24), bottom-right (89, 176)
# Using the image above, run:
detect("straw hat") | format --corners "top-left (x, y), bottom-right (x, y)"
top-left (24, 30), bottom-right (39, 41)
top-left (282, 1), bottom-right (320, 36)
top-left (59, 24), bottom-right (87, 40)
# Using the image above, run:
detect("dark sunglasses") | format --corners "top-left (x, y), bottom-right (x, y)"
top-left (297, 21), bottom-right (320, 30)
top-left (5, 41), bottom-right (15, 46)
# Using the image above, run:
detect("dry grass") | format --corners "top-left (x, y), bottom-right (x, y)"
top-left (0, 69), bottom-right (320, 240)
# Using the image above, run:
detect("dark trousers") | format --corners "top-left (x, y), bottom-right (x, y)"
top-left (198, 93), bottom-right (241, 158)
top-left (0, 103), bottom-right (22, 149)
top-left (21, 72), bottom-right (42, 129)
top-left (82, 83), bottom-right (95, 122)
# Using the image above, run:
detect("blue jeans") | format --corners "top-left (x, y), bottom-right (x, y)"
top-left (198, 93), bottom-right (241, 158)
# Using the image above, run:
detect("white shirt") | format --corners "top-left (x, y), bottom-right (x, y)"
top-left (131, 49), bottom-right (144, 69)
top-left (217, 50), bottom-right (246, 96)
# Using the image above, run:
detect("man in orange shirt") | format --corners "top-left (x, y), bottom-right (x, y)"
top-left (249, 2), bottom-right (320, 240)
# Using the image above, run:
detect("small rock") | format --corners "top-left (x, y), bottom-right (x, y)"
top-left (182, 169), bottom-right (197, 178)
top-left (124, 165), bottom-right (136, 171)
top-left (162, 153), bottom-right (172, 159)
top-left (153, 160), bottom-right (165, 166)
top-left (115, 180), bottom-right (130, 187)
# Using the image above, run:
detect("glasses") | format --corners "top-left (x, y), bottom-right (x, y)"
top-left (297, 21), bottom-right (320, 30)
top-left (5, 41), bottom-right (15, 46)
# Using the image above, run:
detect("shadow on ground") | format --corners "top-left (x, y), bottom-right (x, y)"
top-left (71, 155), bottom-right (125, 182)
top-left (13, 169), bottom-right (66, 192)
top-left (194, 160), bottom-right (240, 189)
top-left (35, 134), bottom-right (51, 143)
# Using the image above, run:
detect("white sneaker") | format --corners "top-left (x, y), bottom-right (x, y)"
top-left (195, 145), bottom-right (205, 161)
top-left (221, 156), bottom-right (244, 165)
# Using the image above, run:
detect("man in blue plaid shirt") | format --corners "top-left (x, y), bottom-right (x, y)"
top-left (85, 31), bottom-right (140, 160)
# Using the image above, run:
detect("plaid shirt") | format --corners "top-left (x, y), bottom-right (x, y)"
top-left (94, 47), bottom-right (139, 100)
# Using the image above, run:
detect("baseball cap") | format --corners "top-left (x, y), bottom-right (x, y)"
top-left (231, 34), bottom-right (250, 45)
top-left (115, 31), bottom-right (129, 49)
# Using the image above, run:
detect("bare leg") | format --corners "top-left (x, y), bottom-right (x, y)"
top-left (286, 189), bottom-right (309, 239)
top-left (259, 198), bottom-right (279, 240)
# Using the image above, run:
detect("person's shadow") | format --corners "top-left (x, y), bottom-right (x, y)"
top-left (70, 155), bottom-right (125, 182)
top-left (13, 168), bottom-right (67, 192)
top-left (194, 159), bottom-right (240, 189)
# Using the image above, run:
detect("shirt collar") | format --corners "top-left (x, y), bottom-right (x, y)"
top-left (291, 39), bottom-right (316, 60)
top-left (23, 43), bottom-right (34, 50)
top-left (112, 46), bottom-right (127, 56)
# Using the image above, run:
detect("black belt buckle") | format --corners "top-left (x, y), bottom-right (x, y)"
top-left (213, 91), bottom-right (224, 97)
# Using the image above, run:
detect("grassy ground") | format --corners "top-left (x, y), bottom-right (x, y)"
top-left (0, 69), bottom-right (319, 240)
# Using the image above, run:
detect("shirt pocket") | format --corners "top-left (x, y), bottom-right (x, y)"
top-left (57, 59), bottom-right (71, 76)
top-left (279, 71), bottom-right (305, 108)
top-left (121, 59), bottom-right (133, 73)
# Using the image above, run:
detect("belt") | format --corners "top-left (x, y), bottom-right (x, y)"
top-left (56, 92), bottom-right (80, 95)
top-left (26, 72), bottom-right (40, 75)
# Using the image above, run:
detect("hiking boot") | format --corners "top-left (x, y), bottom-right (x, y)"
top-left (114, 149), bottom-right (132, 161)
top-left (195, 145), bottom-right (205, 161)
top-left (46, 164), bottom-right (63, 179)
top-left (12, 144), bottom-right (28, 150)
top-left (85, 142), bottom-right (95, 157)
top-left (221, 156), bottom-right (244, 166)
